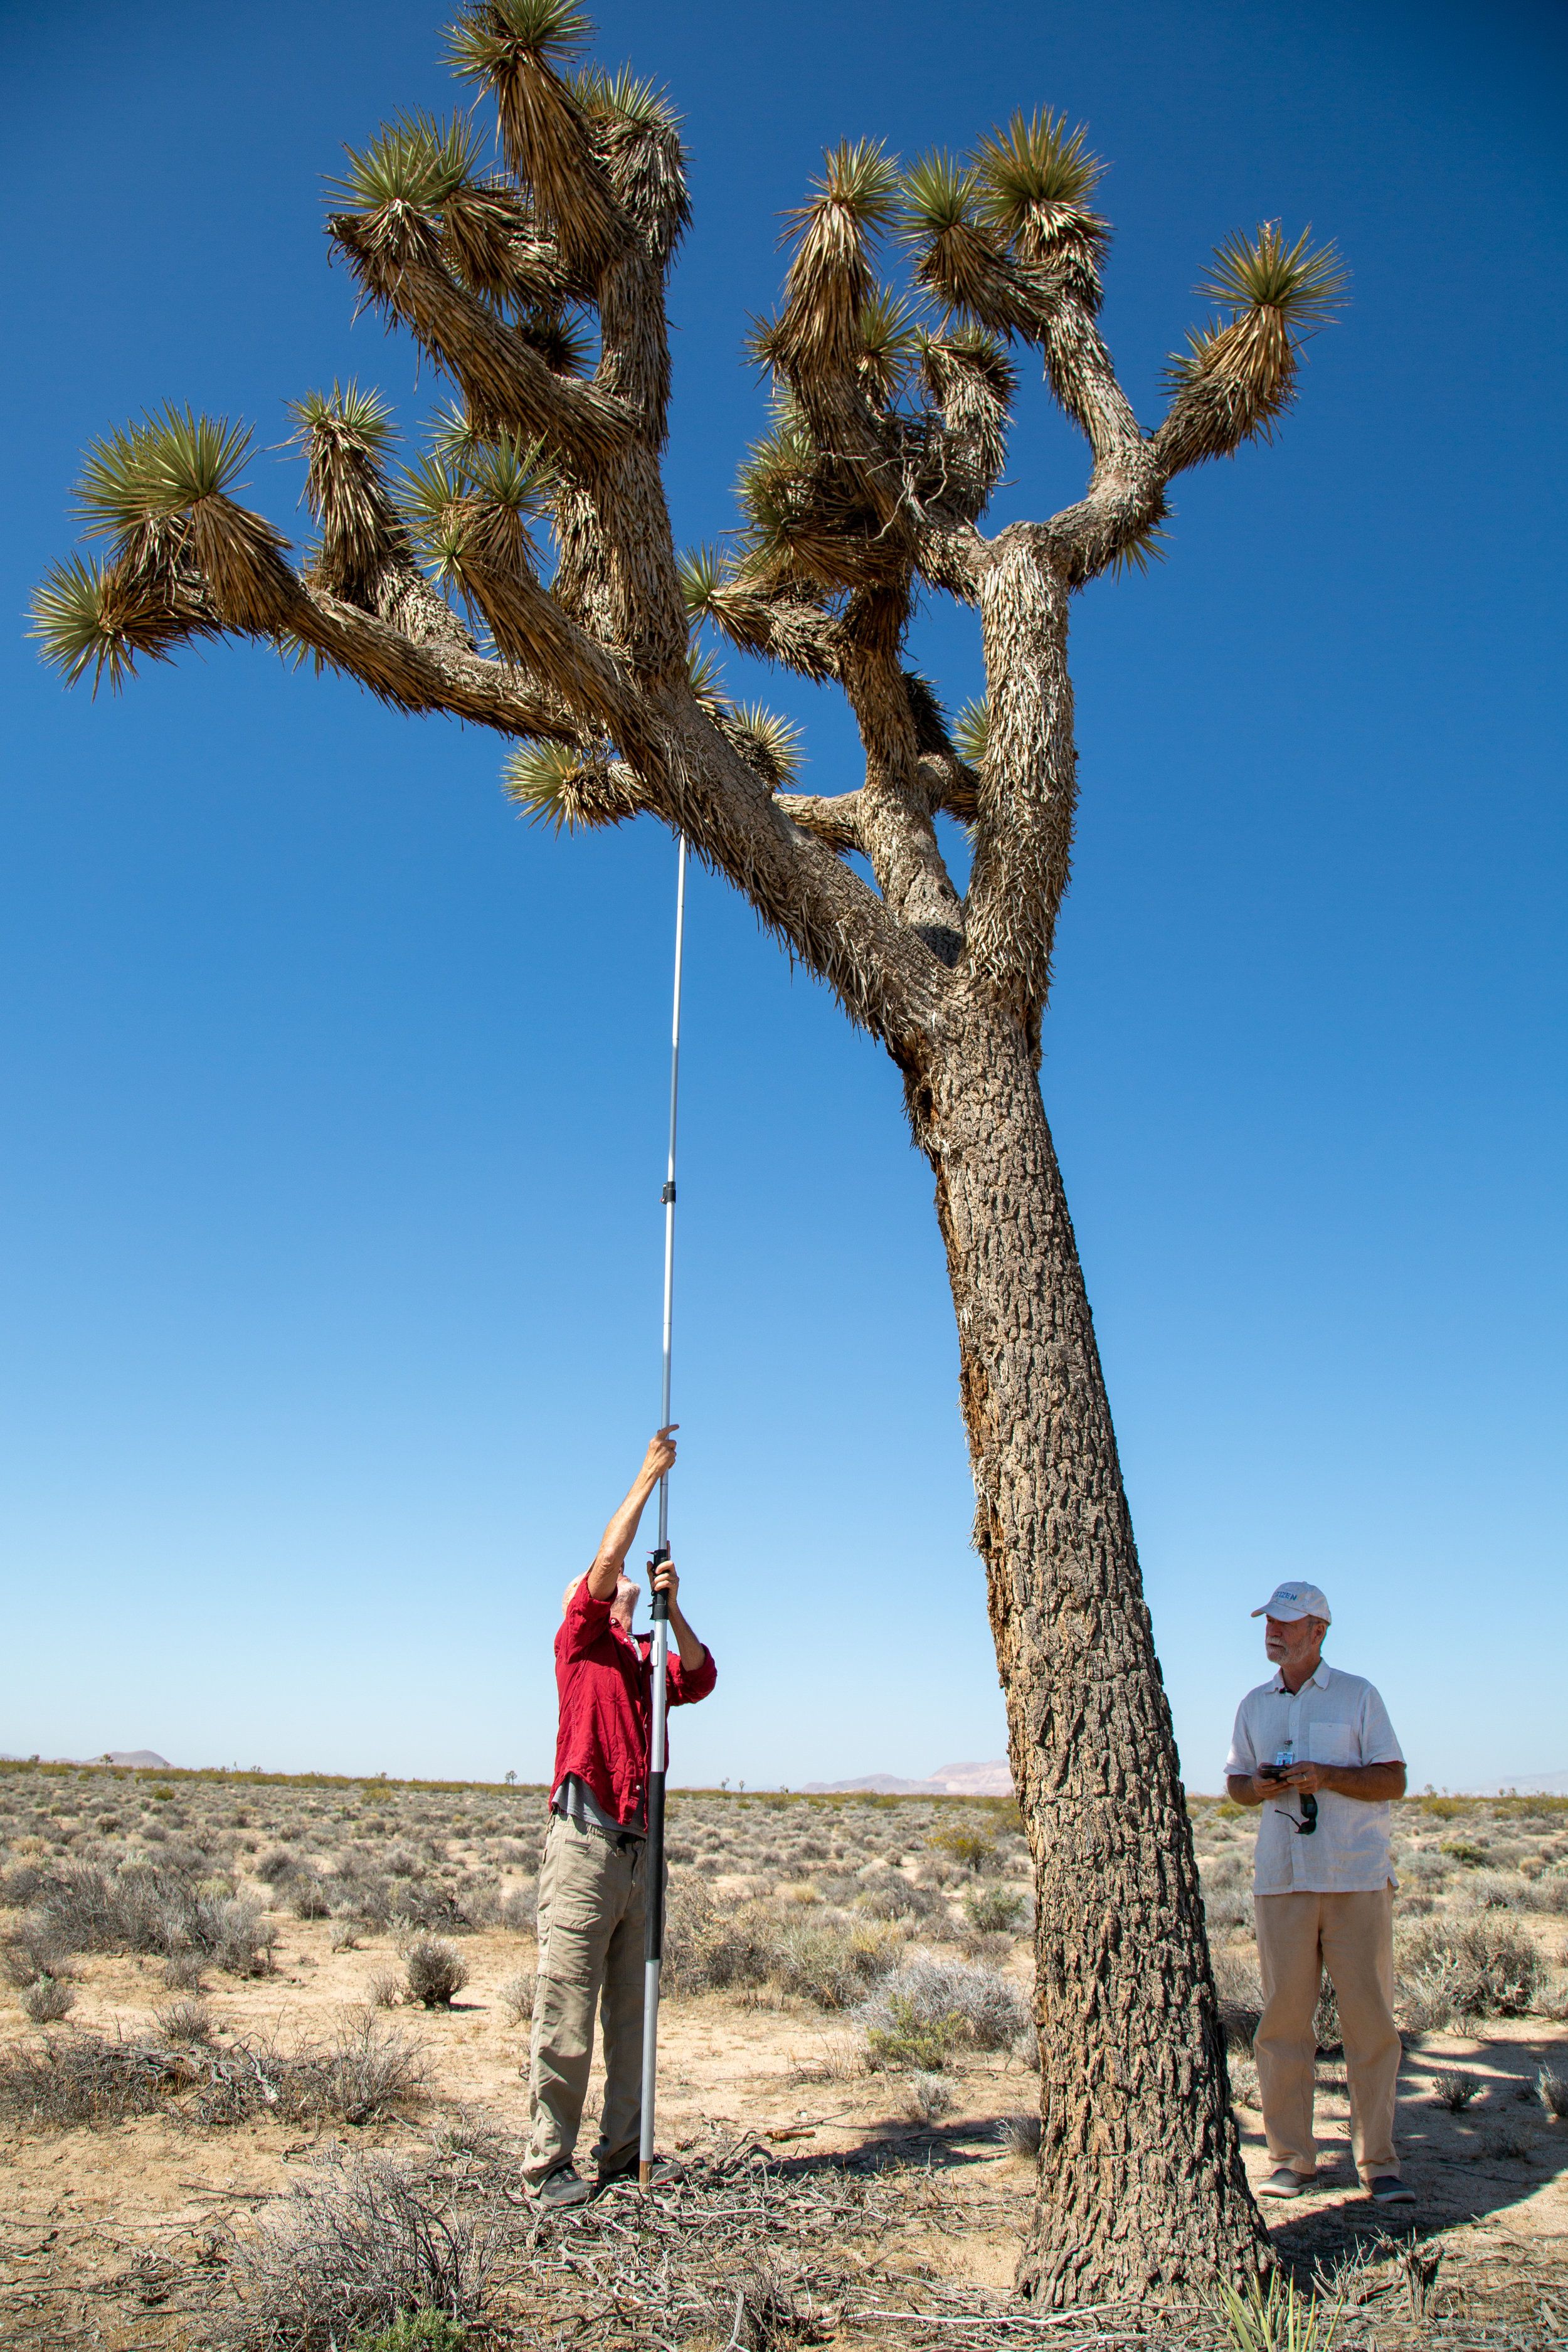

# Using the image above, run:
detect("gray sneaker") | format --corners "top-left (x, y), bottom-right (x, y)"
top-left (1258, 2167), bottom-right (1316, 2199)
top-left (1368, 2175), bottom-right (1416, 2205)
top-left (531, 2165), bottom-right (591, 2209)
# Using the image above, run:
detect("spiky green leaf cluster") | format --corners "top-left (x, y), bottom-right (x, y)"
top-left (1163, 223), bottom-right (1347, 452)
top-left (972, 110), bottom-right (1104, 240)
top-left (288, 382), bottom-right (397, 460)
top-left (676, 546), bottom-right (726, 626)
top-left (569, 61), bottom-right (679, 133)
top-left (953, 698), bottom-right (989, 768)
top-left (76, 408), bottom-right (255, 540)
top-left (502, 736), bottom-right (599, 829)
top-left (29, 556), bottom-right (199, 693)
top-left (331, 112), bottom-right (482, 217)
top-left (1196, 220), bottom-right (1346, 330)
top-left (725, 702), bottom-right (802, 787)
top-left (445, 0), bottom-right (593, 83)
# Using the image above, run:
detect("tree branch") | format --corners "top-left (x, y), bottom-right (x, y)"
top-left (773, 787), bottom-right (865, 852)
top-left (330, 216), bottom-right (637, 470)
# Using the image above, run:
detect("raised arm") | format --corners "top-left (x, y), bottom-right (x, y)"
top-left (586, 1427), bottom-right (677, 1600)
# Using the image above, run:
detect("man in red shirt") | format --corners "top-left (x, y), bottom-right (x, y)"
top-left (524, 1427), bottom-right (716, 2205)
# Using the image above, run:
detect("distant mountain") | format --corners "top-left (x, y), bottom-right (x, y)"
top-left (0, 1749), bottom-right (172, 1769)
top-left (801, 1759), bottom-right (1013, 1798)
top-left (1466, 1770), bottom-right (1568, 1796)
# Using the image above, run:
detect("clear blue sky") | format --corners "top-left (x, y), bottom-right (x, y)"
top-left (1, 0), bottom-right (1562, 1794)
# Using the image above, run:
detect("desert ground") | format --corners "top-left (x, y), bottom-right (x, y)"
top-left (1, 1764), bottom-right (1565, 2349)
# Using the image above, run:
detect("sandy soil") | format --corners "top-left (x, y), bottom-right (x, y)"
top-left (3, 1777), bottom-right (1567, 2347)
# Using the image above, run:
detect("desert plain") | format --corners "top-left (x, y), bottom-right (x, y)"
top-left (1, 1762), bottom-right (1565, 2349)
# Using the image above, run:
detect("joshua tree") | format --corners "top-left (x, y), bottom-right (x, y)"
top-left (32, 2), bottom-right (1342, 2301)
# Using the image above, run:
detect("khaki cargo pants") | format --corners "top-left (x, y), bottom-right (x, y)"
top-left (524, 1812), bottom-right (648, 2183)
top-left (1254, 1886), bottom-right (1403, 2183)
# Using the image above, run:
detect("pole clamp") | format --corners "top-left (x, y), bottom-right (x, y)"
top-left (660, 1180), bottom-right (676, 1204)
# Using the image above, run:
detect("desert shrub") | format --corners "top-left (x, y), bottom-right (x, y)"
top-left (1431, 2069), bottom-right (1481, 2112)
top-left (1002, 2111), bottom-right (1042, 2158)
top-left (497, 1974), bottom-right (534, 2026)
top-left (21, 1976), bottom-right (75, 2023)
top-left (775, 1919), bottom-right (899, 2010)
top-left (0, 2015), bottom-right (422, 2134)
top-left (662, 1885), bottom-right (776, 1996)
top-left (857, 1951), bottom-right (1028, 2062)
top-left (213, 2153), bottom-right (489, 2352)
top-left (1397, 1915), bottom-right (1542, 2020)
top-left (2, 1862), bottom-right (48, 1907)
top-left (348, 2313), bottom-right (467, 2352)
top-left (255, 1848), bottom-right (300, 1885)
top-left (156, 1998), bottom-right (215, 2043)
top-left (1313, 1977), bottom-right (1342, 2052)
top-left (2, 1921), bottom-right (75, 1988)
top-left (31, 1862), bottom-right (275, 1976)
top-left (903, 2070), bottom-right (953, 2124)
top-left (163, 1951), bottom-right (208, 1991)
top-left (405, 1938), bottom-right (469, 2010)
top-left (1537, 2067), bottom-right (1568, 2119)
top-left (497, 1885), bottom-right (538, 1934)
top-left (1210, 1946), bottom-right (1264, 2051)
top-left (1228, 2056), bottom-right (1261, 2109)
top-left (391, 1885), bottom-right (470, 1936)
top-left (1203, 1889), bottom-right (1254, 1933)
top-left (926, 1823), bottom-right (997, 1873)
top-left (963, 1886), bottom-right (1026, 1935)
top-left (369, 1971), bottom-right (403, 2010)
top-left (292, 1875), bottom-right (332, 1920)
top-left (863, 1993), bottom-right (965, 2071)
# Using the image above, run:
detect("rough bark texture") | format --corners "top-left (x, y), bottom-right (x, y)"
top-left (37, 21), bottom-right (1344, 2301)
top-left (908, 1004), bottom-right (1263, 2299)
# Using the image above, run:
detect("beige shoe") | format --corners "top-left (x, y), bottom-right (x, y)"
top-left (1258, 2166), bottom-right (1316, 2198)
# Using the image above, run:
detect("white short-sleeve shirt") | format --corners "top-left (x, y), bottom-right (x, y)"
top-left (1224, 1661), bottom-right (1405, 1895)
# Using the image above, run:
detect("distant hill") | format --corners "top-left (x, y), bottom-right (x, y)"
top-left (802, 1759), bottom-right (1013, 1798)
top-left (1466, 1770), bottom-right (1568, 1796)
top-left (1, 1749), bottom-right (171, 1769)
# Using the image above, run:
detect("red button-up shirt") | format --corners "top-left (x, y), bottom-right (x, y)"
top-left (551, 1578), bottom-right (718, 1830)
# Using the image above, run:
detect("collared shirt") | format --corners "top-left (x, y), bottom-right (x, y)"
top-left (551, 1579), bottom-right (717, 1833)
top-left (1225, 1662), bottom-right (1405, 1895)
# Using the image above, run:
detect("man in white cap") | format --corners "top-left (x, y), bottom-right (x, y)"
top-left (1225, 1582), bottom-right (1412, 2205)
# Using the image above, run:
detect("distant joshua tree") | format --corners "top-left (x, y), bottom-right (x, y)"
top-left (32, 1), bottom-right (1342, 2301)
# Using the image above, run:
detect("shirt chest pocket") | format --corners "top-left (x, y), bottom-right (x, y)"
top-left (1306, 1721), bottom-right (1357, 1767)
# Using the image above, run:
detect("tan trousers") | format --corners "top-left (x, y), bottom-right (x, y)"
top-left (1254, 1887), bottom-right (1402, 2183)
top-left (524, 1812), bottom-right (647, 2182)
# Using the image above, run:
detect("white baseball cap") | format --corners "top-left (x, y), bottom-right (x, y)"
top-left (1251, 1581), bottom-right (1332, 1624)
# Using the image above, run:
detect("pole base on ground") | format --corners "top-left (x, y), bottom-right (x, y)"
top-left (638, 2159), bottom-right (652, 2188)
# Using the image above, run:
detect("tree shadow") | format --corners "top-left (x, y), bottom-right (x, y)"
top-left (1260, 2028), bottom-right (1567, 2274)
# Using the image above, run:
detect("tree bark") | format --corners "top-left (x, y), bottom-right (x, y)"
top-left (905, 999), bottom-right (1266, 2303)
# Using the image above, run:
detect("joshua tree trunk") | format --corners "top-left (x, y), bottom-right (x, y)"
top-left (911, 1006), bottom-right (1261, 2299)
top-left (34, 0), bottom-right (1344, 2299)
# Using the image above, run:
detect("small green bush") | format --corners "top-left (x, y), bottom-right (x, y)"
top-left (864, 1993), bottom-right (966, 2072)
top-left (349, 2311), bottom-right (465, 2352)
top-left (963, 1886), bottom-right (1025, 1934)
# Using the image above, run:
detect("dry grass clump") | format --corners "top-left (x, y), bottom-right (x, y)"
top-left (1538, 2065), bottom-right (1568, 2119)
top-left (404, 1936), bottom-right (469, 2009)
top-left (1431, 2067), bottom-right (1483, 2112)
top-left (497, 1972), bottom-right (535, 2026)
top-left (213, 2153), bottom-right (491, 2352)
top-left (19, 1974), bottom-right (76, 2023)
top-left (0, 2013), bottom-right (423, 2132)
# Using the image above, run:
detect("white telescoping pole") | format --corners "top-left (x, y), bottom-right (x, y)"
top-left (640, 833), bottom-right (686, 2188)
